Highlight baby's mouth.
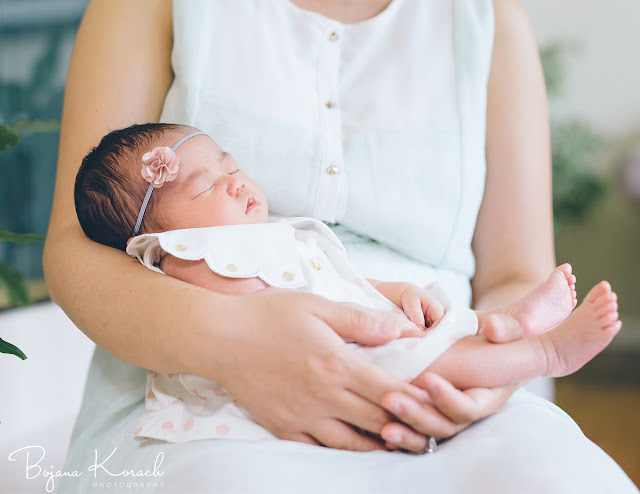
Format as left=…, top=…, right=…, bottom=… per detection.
left=245, top=195, right=259, bottom=213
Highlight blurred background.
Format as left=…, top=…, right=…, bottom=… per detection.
left=520, top=0, right=640, bottom=486
left=0, top=0, right=638, bottom=489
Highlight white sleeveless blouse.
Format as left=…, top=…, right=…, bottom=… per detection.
left=160, top=0, right=494, bottom=306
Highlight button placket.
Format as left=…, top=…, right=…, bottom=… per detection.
left=314, top=25, right=345, bottom=223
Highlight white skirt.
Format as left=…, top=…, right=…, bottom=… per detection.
left=58, top=347, right=637, bottom=493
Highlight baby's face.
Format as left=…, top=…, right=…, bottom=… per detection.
left=159, top=133, right=269, bottom=230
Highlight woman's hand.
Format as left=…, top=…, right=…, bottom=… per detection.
left=377, top=314, right=525, bottom=452
left=214, top=289, right=433, bottom=451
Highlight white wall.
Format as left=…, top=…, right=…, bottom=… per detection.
left=520, top=0, right=640, bottom=139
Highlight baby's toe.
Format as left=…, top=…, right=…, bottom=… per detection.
left=599, top=310, right=619, bottom=327
left=585, top=281, right=612, bottom=304
left=597, top=300, right=618, bottom=315
left=595, top=292, right=617, bottom=310
left=604, top=320, right=623, bottom=334
left=557, top=263, right=573, bottom=278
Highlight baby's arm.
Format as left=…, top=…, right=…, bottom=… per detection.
left=160, top=254, right=269, bottom=296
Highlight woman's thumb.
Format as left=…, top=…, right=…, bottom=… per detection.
left=322, top=301, right=417, bottom=345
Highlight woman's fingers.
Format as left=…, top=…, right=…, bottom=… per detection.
left=279, top=431, right=322, bottom=446
left=322, top=300, right=417, bottom=345
left=342, top=352, right=465, bottom=451
left=376, top=371, right=519, bottom=451
left=343, top=351, right=431, bottom=406
left=380, top=391, right=464, bottom=441
left=413, top=371, right=516, bottom=424
left=334, top=389, right=396, bottom=435
left=379, top=421, right=430, bottom=452
left=309, top=419, right=386, bottom=452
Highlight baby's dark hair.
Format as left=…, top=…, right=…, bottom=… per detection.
left=74, top=123, right=186, bottom=251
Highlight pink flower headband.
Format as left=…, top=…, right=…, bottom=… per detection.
left=133, top=131, right=206, bottom=236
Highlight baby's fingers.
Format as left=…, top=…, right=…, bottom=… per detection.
left=424, top=299, right=445, bottom=328
left=402, top=295, right=426, bottom=329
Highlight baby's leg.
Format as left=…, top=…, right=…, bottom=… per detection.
left=476, top=263, right=577, bottom=337
left=424, top=281, right=620, bottom=389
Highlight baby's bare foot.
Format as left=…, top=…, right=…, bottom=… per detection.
left=539, top=281, right=621, bottom=377
left=504, top=264, right=577, bottom=336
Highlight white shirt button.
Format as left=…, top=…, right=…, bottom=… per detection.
left=325, top=101, right=336, bottom=109
left=327, top=166, right=339, bottom=175
left=329, top=32, right=339, bottom=41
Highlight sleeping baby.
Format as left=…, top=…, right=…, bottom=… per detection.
left=74, top=123, right=621, bottom=445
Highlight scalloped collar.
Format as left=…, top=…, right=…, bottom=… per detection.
left=126, top=217, right=345, bottom=289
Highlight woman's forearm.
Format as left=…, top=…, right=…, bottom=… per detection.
left=43, top=224, right=235, bottom=380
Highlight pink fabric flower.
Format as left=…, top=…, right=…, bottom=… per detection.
left=141, top=146, right=180, bottom=187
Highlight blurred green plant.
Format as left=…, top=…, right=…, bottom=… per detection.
left=0, top=25, right=67, bottom=358
left=540, top=42, right=607, bottom=230
left=0, top=119, right=59, bottom=359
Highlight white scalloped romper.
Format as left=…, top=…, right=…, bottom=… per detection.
left=127, top=217, right=477, bottom=442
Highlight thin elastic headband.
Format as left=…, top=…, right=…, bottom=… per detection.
left=133, top=131, right=206, bottom=236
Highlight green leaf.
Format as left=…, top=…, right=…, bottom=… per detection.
left=0, top=230, right=45, bottom=244
left=0, top=337, right=27, bottom=360
left=0, top=124, right=22, bottom=155
left=550, top=119, right=607, bottom=228
left=539, top=40, right=581, bottom=101
left=0, top=260, right=32, bottom=307
left=9, top=118, right=61, bottom=134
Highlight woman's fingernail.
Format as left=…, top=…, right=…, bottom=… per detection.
left=384, top=433, right=402, bottom=444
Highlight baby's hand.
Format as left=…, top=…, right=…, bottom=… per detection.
left=399, top=285, right=445, bottom=331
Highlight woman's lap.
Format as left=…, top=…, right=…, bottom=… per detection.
left=59, top=349, right=637, bottom=494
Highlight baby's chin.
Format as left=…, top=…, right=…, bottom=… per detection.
left=253, top=206, right=270, bottom=224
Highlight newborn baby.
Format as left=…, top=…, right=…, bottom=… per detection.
left=74, top=123, right=621, bottom=444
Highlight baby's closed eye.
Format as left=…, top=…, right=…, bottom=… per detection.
left=193, top=169, right=241, bottom=198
